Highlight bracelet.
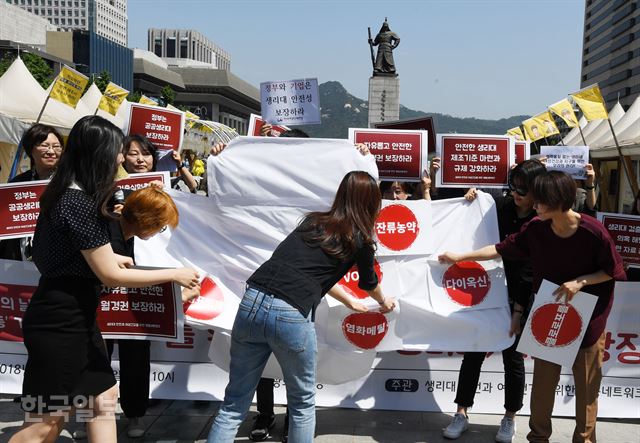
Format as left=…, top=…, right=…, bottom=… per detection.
left=179, top=162, right=187, bottom=169
left=585, top=185, right=595, bottom=190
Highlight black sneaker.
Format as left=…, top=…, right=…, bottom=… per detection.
left=250, top=413, right=276, bottom=442
left=282, top=410, right=289, bottom=443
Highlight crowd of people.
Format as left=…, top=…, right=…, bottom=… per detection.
left=0, top=118, right=635, bottom=443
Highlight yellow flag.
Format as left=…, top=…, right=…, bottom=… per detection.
left=506, top=127, right=526, bottom=141
left=139, top=95, right=158, bottom=106
left=49, top=65, right=89, bottom=108
left=548, top=99, right=578, bottom=128
left=98, top=82, right=129, bottom=116
left=522, top=111, right=559, bottom=141
left=185, top=110, right=200, bottom=120
left=570, top=84, right=608, bottom=120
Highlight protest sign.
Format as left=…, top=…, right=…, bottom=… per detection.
left=514, top=140, right=530, bottom=164
left=374, top=116, right=437, bottom=154
left=0, top=180, right=47, bottom=240
left=540, top=145, right=589, bottom=179
left=117, top=171, right=170, bottom=192
left=518, top=280, right=598, bottom=367
left=125, top=103, right=185, bottom=152
left=375, top=200, right=433, bottom=256
left=98, top=82, right=129, bottom=116
left=260, top=78, right=320, bottom=126
left=247, top=114, right=290, bottom=137
left=348, top=128, right=428, bottom=182
left=97, top=279, right=184, bottom=342
left=436, top=134, right=513, bottom=188
left=49, top=65, right=89, bottom=108
left=598, top=212, right=640, bottom=268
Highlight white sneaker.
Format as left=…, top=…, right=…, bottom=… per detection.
left=127, top=417, right=145, bottom=438
left=495, top=416, right=516, bottom=443
left=443, top=413, right=469, bottom=439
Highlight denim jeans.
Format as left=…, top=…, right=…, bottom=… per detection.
left=207, top=287, right=317, bottom=443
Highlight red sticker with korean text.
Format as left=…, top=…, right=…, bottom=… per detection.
left=184, top=276, right=225, bottom=321
left=342, top=312, right=388, bottom=350
left=338, top=260, right=383, bottom=299
left=530, top=303, right=582, bottom=347
left=375, top=204, right=420, bottom=251
left=442, top=261, right=491, bottom=307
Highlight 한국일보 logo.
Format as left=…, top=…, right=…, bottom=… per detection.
left=184, top=276, right=225, bottom=321
left=342, top=312, right=388, bottom=350
left=338, top=260, right=383, bottom=299
left=442, top=261, right=491, bottom=307
left=375, top=204, right=419, bottom=251
left=530, top=303, right=582, bottom=347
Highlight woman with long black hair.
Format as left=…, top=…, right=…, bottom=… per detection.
left=10, top=116, right=200, bottom=443
left=207, top=170, right=396, bottom=443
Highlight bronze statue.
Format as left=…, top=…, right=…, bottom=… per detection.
left=368, top=18, right=400, bottom=76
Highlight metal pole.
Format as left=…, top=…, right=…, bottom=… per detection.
left=608, top=117, right=638, bottom=196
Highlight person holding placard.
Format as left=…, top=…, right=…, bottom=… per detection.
left=206, top=171, right=396, bottom=443
left=442, top=159, right=546, bottom=442
left=439, top=170, right=625, bottom=443
left=9, top=116, right=200, bottom=443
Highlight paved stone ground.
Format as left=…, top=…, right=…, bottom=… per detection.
left=0, top=396, right=638, bottom=442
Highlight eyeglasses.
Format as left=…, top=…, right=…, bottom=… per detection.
left=36, top=143, right=63, bottom=153
left=159, top=226, right=168, bottom=233
left=508, top=182, right=528, bottom=197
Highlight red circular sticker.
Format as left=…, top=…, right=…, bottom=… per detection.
left=184, top=276, right=225, bottom=320
left=530, top=303, right=582, bottom=347
left=442, top=261, right=491, bottom=307
left=342, top=312, right=388, bottom=350
left=375, top=204, right=420, bottom=251
left=338, top=260, right=383, bottom=299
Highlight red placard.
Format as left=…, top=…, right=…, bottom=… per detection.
left=349, top=129, right=427, bottom=181
left=374, top=116, right=437, bottom=154
left=342, top=312, right=388, bottom=350
left=599, top=213, right=640, bottom=267
left=0, top=181, right=47, bottom=241
left=97, top=282, right=182, bottom=341
left=438, top=134, right=512, bottom=188
left=126, top=104, right=185, bottom=151
left=117, top=171, right=170, bottom=192
left=514, top=141, right=530, bottom=165
left=442, top=261, right=491, bottom=307
left=530, top=303, right=582, bottom=347
left=375, top=204, right=420, bottom=251
left=248, top=114, right=289, bottom=137
left=0, top=282, right=35, bottom=342
left=183, top=276, right=226, bottom=321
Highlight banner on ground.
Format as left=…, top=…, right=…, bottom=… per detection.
left=517, top=280, right=598, bottom=367
left=348, top=128, right=429, bottom=182
left=98, top=82, right=129, bottom=116
left=49, top=65, right=89, bottom=108
left=597, top=212, right=640, bottom=268
left=540, top=145, right=589, bottom=180
left=436, top=134, right=513, bottom=188
left=0, top=180, right=47, bottom=241
left=247, top=114, right=290, bottom=137
left=260, top=78, right=321, bottom=126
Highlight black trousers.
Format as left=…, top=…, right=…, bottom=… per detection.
left=256, top=377, right=275, bottom=415
left=454, top=334, right=525, bottom=413
left=106, top=339, right=150, bottom=418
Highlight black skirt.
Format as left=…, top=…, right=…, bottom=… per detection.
left=21, top=276, right=116, bottom=413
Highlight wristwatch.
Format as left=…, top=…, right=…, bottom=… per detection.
left=585, top=185, right=595, bottom=190
left=179, top=162, right=188, bottom=169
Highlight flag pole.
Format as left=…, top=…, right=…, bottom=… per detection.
left=36, top=76, right=58, bottom=124
left=607, top=117, right=638, bottom=196
left=578, top=124, right=587, bottom=146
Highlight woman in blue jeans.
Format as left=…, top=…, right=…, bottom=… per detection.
left=207, top=171, right=396, bottom=443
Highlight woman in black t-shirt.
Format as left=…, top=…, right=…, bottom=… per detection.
left=206, top=171, right=396, bottom=443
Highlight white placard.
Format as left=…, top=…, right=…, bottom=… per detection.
left=540, top=145, right=590, bottom=179
left=375, top=200, right=433, bottom=256
left=517, top=279, right=598, bottom=367
left=260, top=78, right=320, bottom=126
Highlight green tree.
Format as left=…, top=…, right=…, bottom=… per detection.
left=0, top=52, right=53, bottom=88
left=127, top=90, right=142, bottom=103
left=160, top=85, right=175, bottom=106
left=94, top=70, right=111, bottom=93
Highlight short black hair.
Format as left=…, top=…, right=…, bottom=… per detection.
left=21, top=124, right=64, bottom=161
left=509, top=159, right=546, bottom=190
left=123, top=134, right=158, bottom=172
left=532, top=170, right=577, bottom=212
left=379, top=181, right=415, bottom=197
left=279, top=128, right=309, bottom=138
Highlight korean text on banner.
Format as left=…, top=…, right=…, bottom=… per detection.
left=260, top=78, right=321, bottom=126
left=98, top=82, right=129, bottom=116
left=247, top=114, right=290, bottom=137
left=549, top=98, right=579, bottom=128
left=436, top=134, right=513, bottom=188
left=117, top=171, right=171, bottom=192
left=0, top=180, right=48, bottom=241
left=517, top=280, right=598, bottom=367
left=570, top=84, right=608, bottom=121
left=125, top=103, right=185, bottom=152
left=348, top=128, right=428, bottom=182
left=540, top=145, right=589, bottom=180
left=597, top=212, right=640, bottom=268
left=49, top=65, right=89, bottom=108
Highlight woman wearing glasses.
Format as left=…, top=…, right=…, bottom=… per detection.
left=442, top=159, right=546, bottom=443
left=11, top=124, right=64, bottom=183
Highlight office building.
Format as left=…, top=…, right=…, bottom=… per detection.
left=148, top=29, right=231, bottom=70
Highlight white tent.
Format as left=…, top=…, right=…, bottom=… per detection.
left=579, top=102, right=625, bottom=147
left=590, top=97, right=640, bottom=148
left=562, top=116, right=588, bottom=146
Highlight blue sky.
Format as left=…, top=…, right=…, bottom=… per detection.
left=127, top=0, right=586, bottom=120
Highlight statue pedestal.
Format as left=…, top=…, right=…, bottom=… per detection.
left=368, top=75, right=400, bottom=127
